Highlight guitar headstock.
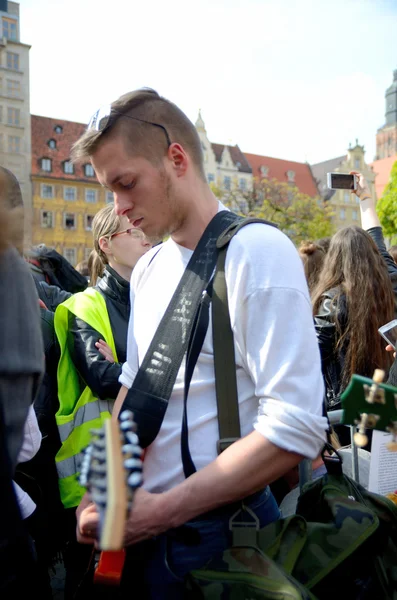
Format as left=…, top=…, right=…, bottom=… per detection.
left=340, top=369, right=397, bottom=451
left=79, top=410, right=143, bottom=550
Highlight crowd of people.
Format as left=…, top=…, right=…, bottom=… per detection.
left=1, top=88, right=397, bottom=599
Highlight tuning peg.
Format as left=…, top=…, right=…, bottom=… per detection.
left=386, top=422, right=397, bottom=451
left=124, top=431, right=140, bottom=446
left=127, top=471, right=143, bottom=489
left=120, top=410, right=134, bottom=421
left=91, top=490, right=108, bottom=507
left=365, top=369, right=386, bottom=405
left=354, top=413, right=380, bottom=447
left=124, top=457, right=143, bottom=471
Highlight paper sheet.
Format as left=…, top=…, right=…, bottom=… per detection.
left=368, top=430, right=397, bottom=496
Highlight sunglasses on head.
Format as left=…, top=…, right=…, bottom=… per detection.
left=87, top=104, right=172, bottom=147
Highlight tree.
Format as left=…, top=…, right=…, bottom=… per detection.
left=211, top=177, right=335, bottom=246
left=377, top=160, right=397, bottom=244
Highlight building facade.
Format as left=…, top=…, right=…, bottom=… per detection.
left=31, top=115, right=112, bottom=266
left=311, top=141, right=376, bottom=230
left=376, top=69, right=397, bottom=160
left=195, top=112, right=253, bottom=192
left=0, top=1, right=32, bottom=243
left=195, top=112, right=320, bottom=200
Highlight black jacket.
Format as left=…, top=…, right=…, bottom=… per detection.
left=68, top=266, right=130, bottom=400
left=315, top=226, right=397, bottom=409
left=34, top=280, right=72, bottom=312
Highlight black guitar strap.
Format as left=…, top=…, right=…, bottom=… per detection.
left=120, top=210, right=242, bottom=448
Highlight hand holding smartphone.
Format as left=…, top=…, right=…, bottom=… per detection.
left=327, top=172, right=358, bottom=191
left=378, top=319, right=397, bottom=350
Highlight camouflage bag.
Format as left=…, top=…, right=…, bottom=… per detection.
left=186, top=507, right=315, bottom=599
left=186, top=451, right=397, bottom=599
left=293, top=452, right=397, bottom=599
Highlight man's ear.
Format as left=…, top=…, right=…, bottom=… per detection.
left=99, top=236, right=111, bottom=256
left=167, top=143, right=188, bottom=177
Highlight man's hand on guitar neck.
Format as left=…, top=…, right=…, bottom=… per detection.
left=76, top=488, right=171, bottom=546
left=76, top=492, right=100, bottom=545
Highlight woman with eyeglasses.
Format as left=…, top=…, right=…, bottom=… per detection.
left=54, top=203, right=151, bottom=599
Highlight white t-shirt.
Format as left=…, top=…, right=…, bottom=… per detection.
left=120, top=206, right=328, bottom=493
left=13, top=404, right=42, bottom=519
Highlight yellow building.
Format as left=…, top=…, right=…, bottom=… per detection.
left=311, top=141, right=376, bottom=230
left=31, top=115, right=113, bottom=266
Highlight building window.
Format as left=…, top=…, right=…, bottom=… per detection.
left=239, top=178, right=247, bottom=191
left=84, top=247, right=92, bottom=261
left=260, top=165, right=269, bottom=177
left=63, top=186, right=76, bottom=201
left=6, top=52, right=19, bottom=70
left=344, top=191, right=350, bottom=203
left=287, top=170, right=295, bottom=183
left=354, top=158, right=361, bottom=169
left=356, top=195, right=360, bottom=204
left=41, top=210, right=54, bottom=228
left=63, top=248, right=76, bottom=266
left=48, top=139, right=56, bottom=149
left=6, top=79, right=20, bottom=98
left=41, top=184, right=54, bottom=199
left=352, top=210, right=358, bottom=221
left=207, top=173, right=215, bottom=184
left=106, top=190, right=114, bottom=204
left=54, top=125, right=63, bottom=134
left=85, top=189, right=97, bottom=203
left=3, top=18, right=17, bottom=41
left=7, top=107, right=20, bottom=126
left=63, top=160, right=74, bottom=174
left=85, top=215, right=94, bottom=231
left=63, top=213, right=76, bottom=230
left=340, top=208, right=346, bottom=220
left=84, top=164, right=95, bottom=177
left=41, top=158, right=52, bottom=172
left=8, top=135, right=20, bottom=153
left=223, top=176, right=231, bottom=190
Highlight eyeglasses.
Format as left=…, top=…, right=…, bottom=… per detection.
left=87, top=104, right=171, bottom=148
left=109, top=228, right=146, bottom=241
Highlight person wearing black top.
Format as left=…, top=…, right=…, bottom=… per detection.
left=62, top=203, right=151, bottom=599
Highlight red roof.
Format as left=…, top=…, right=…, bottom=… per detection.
left=244, top=152, right=319, bottom=197
left=31, top=115, right=95, bottom=181
left=369, top=155, right=397, bottom=200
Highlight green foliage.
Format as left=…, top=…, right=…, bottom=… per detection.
left=377, top=161, right=397, bottom=244
left=212, top=178, right=335, bottom=245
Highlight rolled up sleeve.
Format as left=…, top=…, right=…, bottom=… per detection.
left=234, top=287, right=327, bottom=459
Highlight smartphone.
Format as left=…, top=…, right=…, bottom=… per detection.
left=327, top=173, right=358, bottom=191
left=378, top=319, right=397, bottom=350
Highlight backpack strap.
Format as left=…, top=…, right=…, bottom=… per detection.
left=213, top=217, right=277, bottom=454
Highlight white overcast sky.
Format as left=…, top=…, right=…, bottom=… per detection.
left=20, top=0, right=397, bottom=165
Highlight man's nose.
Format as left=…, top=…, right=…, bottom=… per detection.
left=114, top=193, right=132, bottom=216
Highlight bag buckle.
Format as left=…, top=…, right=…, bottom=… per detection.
left=217, top=438, right=239, bottom=454
left=229, top=504, right=260, bottom=547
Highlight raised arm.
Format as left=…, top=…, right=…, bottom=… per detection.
left=352, top=171, right=397, bottom=279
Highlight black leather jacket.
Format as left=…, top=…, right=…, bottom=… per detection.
left=35, top=280, right=72, bottom=312
left=68, top=266, right=130, bottom=400
left=315, top=226, right=397, bottom=409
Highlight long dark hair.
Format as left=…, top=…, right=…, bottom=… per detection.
left=312, top=226, right=395, bottom=387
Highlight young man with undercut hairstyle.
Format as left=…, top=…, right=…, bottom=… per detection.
left=71, top=88, right=327, bottom=599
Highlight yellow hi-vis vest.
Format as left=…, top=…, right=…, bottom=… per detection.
left=54, top=287, right=118, bottom=509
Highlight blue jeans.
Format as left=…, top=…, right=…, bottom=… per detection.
left=121, top=486, right=280, bottom=599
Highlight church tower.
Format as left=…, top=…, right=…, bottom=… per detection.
left=376, top=69, right=397, bottom=159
